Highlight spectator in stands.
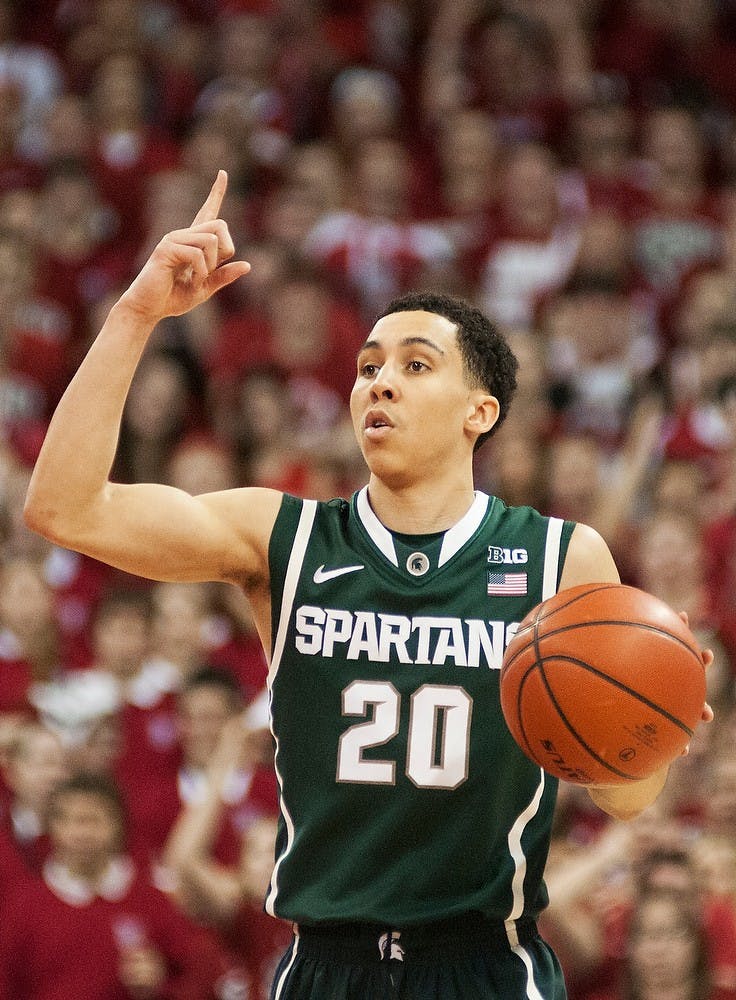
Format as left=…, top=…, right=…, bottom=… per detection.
left=544, top=817, right=736, bottom=1000
left=0, top=721, right=66, bottom=882
left=0, top=557, right=61, bottom=715
left=115, top=349, right=196, bottom=485
left=305, top=135, right=456, bottom=318
left=85, top=587, right=181, bottom=793
left=166, top=433, right=239, bottom=496
left=89, top=52, right=180, bottom=249
left=0, top=227, right=75, bottom=430
left=0, top=0, right=63, bottom=161
left=0, top=771, right=243, bottom=999
left=587, top=885, right=733, bottom=1000
left=150, top=579, right=266, bottom=703
left=634, top=105, right=723, bottom=297
left=124, top=666, right=276, bottom=873
left=163, top=708, right=287, bottom=1000
left=430, top=108, right=501, bottom=279
left=326, top=66, right=404, bottom=168
left=193, top=12, right=290, bottom=176
left=567, top=99, right=647, bottom=223
left=478, top=141, right=584, bottom=327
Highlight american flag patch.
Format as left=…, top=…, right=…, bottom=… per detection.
left=487, top=572, right=527, bottom=596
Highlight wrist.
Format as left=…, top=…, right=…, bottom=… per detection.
left=111, top=292, right=164, bottom=334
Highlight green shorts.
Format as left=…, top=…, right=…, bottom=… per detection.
left=269, top=914, right=567, bottom=1000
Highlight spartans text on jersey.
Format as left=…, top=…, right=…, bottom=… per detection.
left=294, top=606, right=520, bottom=667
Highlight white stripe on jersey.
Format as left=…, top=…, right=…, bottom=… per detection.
left=511, top=941, right=546, bottom=1000
left=505, top=769, right=546, bottom=942
left=266, top=499, right=317, bottom=917
left=272, top=930, right=300, bottom=1000
left=505, top=770, right=546, bottom=995
left=541, top=517, right=564, bottom=600
left=505, top=516, right=563, bottom=995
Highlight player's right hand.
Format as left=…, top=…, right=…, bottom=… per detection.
left=119, top=170, right=250, bottom=326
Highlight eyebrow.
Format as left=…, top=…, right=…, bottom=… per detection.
left=357, top=336, right=446, bottom=356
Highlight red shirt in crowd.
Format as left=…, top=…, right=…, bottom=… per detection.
left=0, top=856, right=237, bottom=1000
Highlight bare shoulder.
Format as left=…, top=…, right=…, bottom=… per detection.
left=196, top=486, right=284, bottom=582
left=558, top=521, right=620, bottom=590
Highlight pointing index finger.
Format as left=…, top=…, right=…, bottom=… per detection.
left=192, top=169, right=228, bottom=225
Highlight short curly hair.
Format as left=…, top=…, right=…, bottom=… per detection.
left=377, top=292, right=518, bottom=450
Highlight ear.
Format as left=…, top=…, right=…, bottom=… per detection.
left=465, top=391, right=500, bottom=441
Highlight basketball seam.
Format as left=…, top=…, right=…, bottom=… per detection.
left=515, top=662, right=615, bottom=782
left=534, top=658, right=640, bottom=781
left=537, top=654, right=695, bottom=736
left=503, top=584, right=619, bottom=676
left=503, top=618, right=703, bottom=676
left=514, top=651, right=693, bottom=783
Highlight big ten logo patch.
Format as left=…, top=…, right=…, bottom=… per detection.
left=487, top=547, right=528, bottom=565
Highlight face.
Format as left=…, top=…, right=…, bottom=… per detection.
left=0, top=560, right=53, bottom=634
left=125, top=356, right=188, bottom=441
left=630, top=895, right=699, bottom=989
left=8, top=728, right=67, bottom=811
left=349, top=311, right=496, bottom=489
left=637, top=515, right=700, bottom=592
left=93, top=607, right=149, bottom=677
left=178, top=686, right=235, bottom=768
left=167, top=442, right=236, bottom=494
left=152, top=582, right=207, bottom=654
left=49, top=792, right=121, bottom=874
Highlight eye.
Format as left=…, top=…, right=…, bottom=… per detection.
left=408, top=360, right=428, bottom=372
left=359, top=362, right=379, bottom=377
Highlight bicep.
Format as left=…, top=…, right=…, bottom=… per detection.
left=70, top=483, right=283, bottom=584
left=558, top=522, right=620, bottom=590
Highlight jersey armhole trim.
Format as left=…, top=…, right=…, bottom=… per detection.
left=541, top=517, right=564, bottom=601
left=265, top=499, right=317, bottom=918
left=268, top=498, right=318, bottom=685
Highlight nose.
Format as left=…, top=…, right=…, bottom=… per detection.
left=369, top=364, right=397, bottom=401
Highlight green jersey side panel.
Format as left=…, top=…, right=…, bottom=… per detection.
left=265, top=489, right=575, bottom=931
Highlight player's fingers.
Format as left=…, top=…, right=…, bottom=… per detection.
left=678, top=610, right=690, bottom=628
left=165, top=242, right=211, bottom=286
left=702, top=701, right=714, bottom=723
left=203, top=259, right=251, bottom=297
left=161, top=229, right=223, bottom=274
left=701, top=648, right=714, bottom=669
left=191, top=169, right=227, bottom=225
left=197, top=218, right=235, bottom=263
left=177, top=220, right=235, bottom=266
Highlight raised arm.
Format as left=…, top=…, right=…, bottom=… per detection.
left=24, top=172, right=282, bottom=586
left=559, top=523, right=713, bottom=821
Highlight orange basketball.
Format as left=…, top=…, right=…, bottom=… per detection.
left=499, top=583, right=706, bottom=785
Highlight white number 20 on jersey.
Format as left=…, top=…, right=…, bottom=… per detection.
left=336, top=680, right=472, bottom=790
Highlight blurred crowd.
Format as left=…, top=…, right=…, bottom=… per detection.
left=0, top=0, right=735, bottom=997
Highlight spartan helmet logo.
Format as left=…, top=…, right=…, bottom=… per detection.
left=406, top=552, right=430, bottom=576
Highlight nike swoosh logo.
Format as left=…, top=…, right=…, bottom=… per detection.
left=313, top=564, right=365, bottom=584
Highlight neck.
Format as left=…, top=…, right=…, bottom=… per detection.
left=61, top=855, right=110, bottom=883
left=365, top=474, right=477, bottom=534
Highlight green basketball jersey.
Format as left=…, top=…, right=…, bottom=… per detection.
left=265, top=487, right=575, bottom=937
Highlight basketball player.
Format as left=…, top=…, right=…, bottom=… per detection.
left=24, top=172, right=712, bottom=999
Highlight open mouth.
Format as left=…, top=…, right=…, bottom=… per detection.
left=364, top=412, right=393, bottom=437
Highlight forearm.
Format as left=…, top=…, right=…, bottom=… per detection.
left=161, top=778, right=225, bottom=874
left=177, top=859, right=243, bottom=923
left=545, top=822, right=632, bottom=905
left=24, top=300, right=154, bottom=539
left=586, top=764, right=669, bottom=821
